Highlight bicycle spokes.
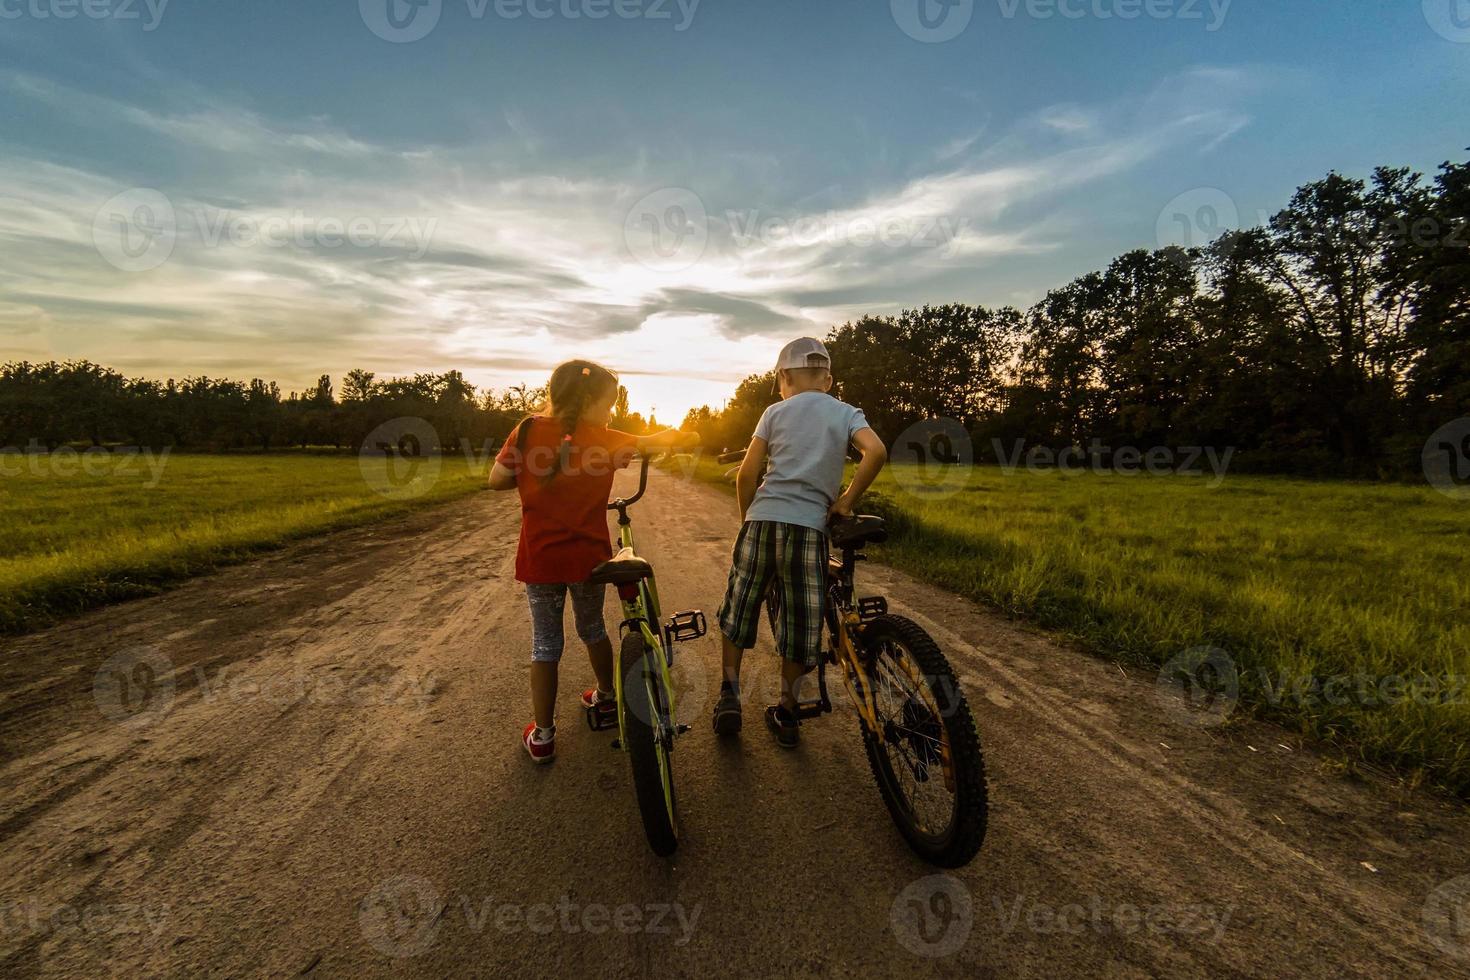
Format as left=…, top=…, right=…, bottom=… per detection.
left=869, top=639, right=956, bottom=836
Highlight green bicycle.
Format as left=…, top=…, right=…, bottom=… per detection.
left=585, top=456, right=703, bottom=857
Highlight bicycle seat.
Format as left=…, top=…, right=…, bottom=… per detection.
left=588, top=547, right=653, bottom=585
left=830, top=515, right=887, bottom=549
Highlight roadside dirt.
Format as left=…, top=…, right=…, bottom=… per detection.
left=2, top=469, right=1468, bottom=978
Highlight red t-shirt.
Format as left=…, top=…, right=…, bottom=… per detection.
left=496, top=417, right=640, bottom=584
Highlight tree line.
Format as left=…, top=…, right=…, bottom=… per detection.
left=0, top=363, right=658, bottom=454
left=5, top=156, right=1464, bottom=475
left=682, top=156, right=1469, bottom=477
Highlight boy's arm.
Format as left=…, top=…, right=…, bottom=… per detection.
left=635, top=428, right=701, bottom=453
left=829, top=427, right=887, bottom=520
left=735, top=436, right=768, bottom=521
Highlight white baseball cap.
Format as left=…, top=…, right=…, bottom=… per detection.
left=774, top=337, right=831, bottom=373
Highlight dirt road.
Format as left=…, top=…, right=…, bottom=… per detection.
left=2, top=469, right=1469, bottom=977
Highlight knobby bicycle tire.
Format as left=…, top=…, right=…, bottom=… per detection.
left=859, top=614, right=987, bottom=867
left=621, top=630, right=678, bottom=857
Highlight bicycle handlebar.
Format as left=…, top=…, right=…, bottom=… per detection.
left=607, top=455, right=653, bottom=511
left=717, top=445, right=862, bottom=465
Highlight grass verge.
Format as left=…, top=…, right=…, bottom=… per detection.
left=0, top=452, right=486, bottom=634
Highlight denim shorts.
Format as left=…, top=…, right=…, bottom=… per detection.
left=526, top=581, right=609, bottom=663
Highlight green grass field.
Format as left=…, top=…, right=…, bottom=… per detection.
left=0, top=451, right=486, bottom=633
left=690, top=457, right=1470, bottom=796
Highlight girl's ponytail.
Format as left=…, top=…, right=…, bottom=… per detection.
left=538, top=360, right=618, bottom=485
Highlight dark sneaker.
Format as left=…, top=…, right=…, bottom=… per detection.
left=712, top=687, right=742, bottom=735
left=764, top=705, right=800, bottom=749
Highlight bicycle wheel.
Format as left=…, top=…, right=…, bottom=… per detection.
left=620, top=631, right=678, bottom=857
left=858, top=614, right=987, bottom=867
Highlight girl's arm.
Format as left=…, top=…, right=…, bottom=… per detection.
left=634, top=428, right=701, bottom=453
left=487, top=461, right=517, bottom=491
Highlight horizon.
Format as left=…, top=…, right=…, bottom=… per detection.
left=1, top=1, right=1467, bottom=421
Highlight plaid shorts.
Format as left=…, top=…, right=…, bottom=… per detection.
left=717, top=520, right=828, bottom=667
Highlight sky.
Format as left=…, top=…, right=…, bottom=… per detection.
left=0, top=0, right=1466, bottom=421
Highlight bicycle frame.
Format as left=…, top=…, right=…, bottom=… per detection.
left=609, top=515, right=676, bottom=747
left=820, top=550, right=883, bottom=734
left=603, top=456, right=692, bottom=830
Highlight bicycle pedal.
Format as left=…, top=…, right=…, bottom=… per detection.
left=585, top=701, right=617, bottom=732
left=793, top=699, right=827, bottom=720
left=666, top=609, right=707, bottom=642
left=857, top=596, right=888, bottom=621
left=676, top=723, right=691, bottom=735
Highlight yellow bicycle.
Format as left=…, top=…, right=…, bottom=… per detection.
left=720, top=448, right=988, bottom=867
left=585, top=456, right=703, bottom=857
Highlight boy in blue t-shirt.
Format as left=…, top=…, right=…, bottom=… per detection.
left=714, top=338, right=888, bottom=747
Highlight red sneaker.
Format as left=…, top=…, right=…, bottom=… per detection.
left=522, top=722, right=555, bottom=764
left=581, top=689, right=614, bottom=710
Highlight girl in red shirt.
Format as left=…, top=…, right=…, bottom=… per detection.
left=488, top=360, right=699, bottom=763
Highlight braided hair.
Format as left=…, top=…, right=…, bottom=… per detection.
left=513, top=359, right=619, bottom=484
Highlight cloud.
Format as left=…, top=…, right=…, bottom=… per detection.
left=0, top=64, right=1265, bottom=417
left=935, top=126, right=988, bottom=163
left=1038, top=105, right=1097, bottom=134
left=2, top=71, right=380, bottom=160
